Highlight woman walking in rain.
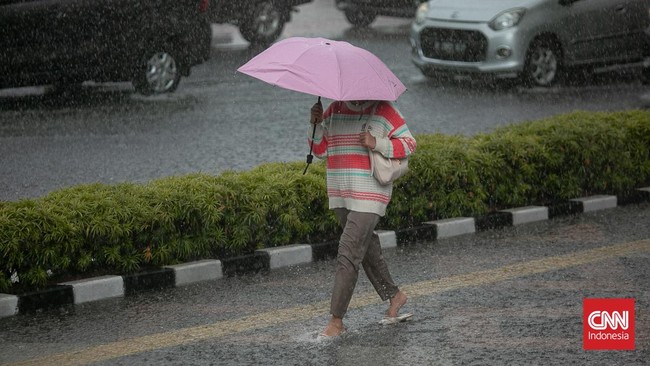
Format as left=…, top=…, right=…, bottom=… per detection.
left=309, top=99, right=416, bottom=337
left=237, top=36, right=412, bottom=336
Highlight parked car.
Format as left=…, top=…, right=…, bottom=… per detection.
left=210, top=0, right=312, bottom=45
left=0, top=0, right=212, bottom=95
left=336, top=0, right=427, bottom=27
left=411, top=0, right=650, bottom=87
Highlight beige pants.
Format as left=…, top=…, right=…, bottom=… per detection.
left=330, top=208, right=399, bottom=318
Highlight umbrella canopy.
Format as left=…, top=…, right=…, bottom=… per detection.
left=237, top=37, right=406, bottom=101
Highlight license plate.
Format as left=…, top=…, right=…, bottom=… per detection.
left=436, top=41, right=467, bottom=53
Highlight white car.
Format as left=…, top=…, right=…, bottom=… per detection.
left=410, top=0, right=650, bottom=86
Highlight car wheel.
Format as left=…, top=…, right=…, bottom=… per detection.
left=133, top=50, right=181, bottom=95
left=523, top=39, right=561, bottom=87
left=344, top=9, right=376, bottom=28
left=239, top=1, right=287, bottom=45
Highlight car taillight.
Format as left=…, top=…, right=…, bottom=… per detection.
left=198, top=0, right=209, bottom=13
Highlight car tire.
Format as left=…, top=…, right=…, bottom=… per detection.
left=133, top=50, right=181, bottom=95
left=344, top=9, right=376, bottom=28
left=239, top=1, right=287, bottom=46
left=522, top=38, right=562, bottom=87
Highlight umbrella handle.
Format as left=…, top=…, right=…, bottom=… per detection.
left=303, top=97, right=322, bottom=175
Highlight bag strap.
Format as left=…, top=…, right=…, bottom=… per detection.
left=363, top=101, right=379, bottom=132
left=364, top=102, right=379, bottom=175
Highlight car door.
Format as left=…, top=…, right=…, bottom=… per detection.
left=99, top=0, right=182, bottom=71
left=97, top=0, right=150, bottom=69
left=52, top=0, right=126, bottom=79
left=0, top=0, right=64, bottom=86
left=46, top=0, right=93, bottom=78
left=559, top=0, right=642, bottom=64
left=44, top=0, right=146, bottom=81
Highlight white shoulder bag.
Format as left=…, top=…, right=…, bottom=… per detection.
left=365, top=104, right=409, bottom=185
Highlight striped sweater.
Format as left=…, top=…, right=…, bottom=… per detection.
left=308, top=100, right=416, bottom=216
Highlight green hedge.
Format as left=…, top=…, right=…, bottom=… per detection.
left=386, top=110, right=650, bottom=228
left=1, top=110, right=649, bottom=292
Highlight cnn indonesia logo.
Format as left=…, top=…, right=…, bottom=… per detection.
left=583, top=298, right=635, bottom=350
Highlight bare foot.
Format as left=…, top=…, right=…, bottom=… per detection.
left=321, top=316, right=346, bottom=337
left=386, top=290, right=407, bottom=318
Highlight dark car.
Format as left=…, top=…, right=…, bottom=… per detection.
left=335, top=0, right=426, bottom=27
left=211, top=0, right=312, bottom=45
left=0, top=0, right=212, bottom=95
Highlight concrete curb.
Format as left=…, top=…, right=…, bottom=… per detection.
left=165, top=259, right=223, bottom=286
left=0, top=293, right=18, bottom=318
left=61, top=275, right=124, bottom=304
left=376, top=230, right=398, bottom=249
left=571, top=195, right=617, bottom=212
left=424, top=217, right=475, bottom=238
left=500, top=206, right=549, bottom=226
left=2, top=187, right=649, bottom=318
left=257, top=245, right=313, bottom=270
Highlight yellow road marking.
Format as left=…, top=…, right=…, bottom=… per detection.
left=8, top=239, right=650, bottom=366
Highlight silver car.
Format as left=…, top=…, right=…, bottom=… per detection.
left=410, top=0, right=650, bottom=86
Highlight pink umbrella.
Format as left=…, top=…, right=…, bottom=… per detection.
left=237, top=37, right=406, bottom=173
left=237, top=37, right=406, bottom=101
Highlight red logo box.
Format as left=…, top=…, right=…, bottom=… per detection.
left=583, top=298, right=635, bottom=350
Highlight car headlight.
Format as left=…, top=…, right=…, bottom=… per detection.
left=415, top=2, right=429, bottom=25
left=489, top=8, right=525, bottom=31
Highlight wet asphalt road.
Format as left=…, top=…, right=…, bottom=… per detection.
left=1, top=203, right=648, bottom=365
left=0, top=0, right=648, bottom=202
